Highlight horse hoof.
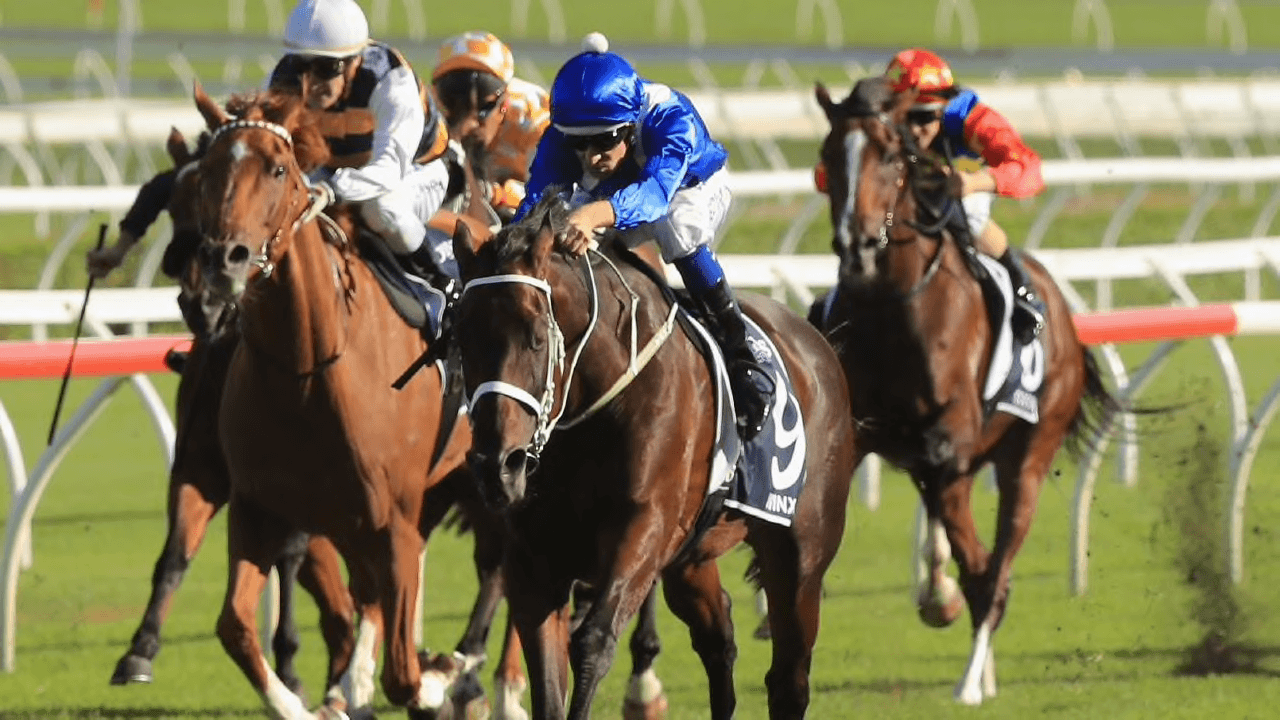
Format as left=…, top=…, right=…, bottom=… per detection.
left=916, top=576, right=965, bottom=628
left=622, top=693, right=668, bottom=720
left=452, top=672, right=490, bottom=720
left=109, top=654, right=154, bottom=685
left=314, top=707, right=350, bottom=720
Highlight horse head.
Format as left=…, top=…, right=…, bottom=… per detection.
left=191, top=83, right=329, bottom=303
left=452, top=192, right=579, bottom=510
left=815, top=78, right=959, bottom=290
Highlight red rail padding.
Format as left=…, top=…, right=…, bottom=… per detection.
left=0, top=335, right=191, bottom=379
left=1071, top=303, right=1239, bottom=345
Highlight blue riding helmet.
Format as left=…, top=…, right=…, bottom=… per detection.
left=550, top=50, right=643, bottom=135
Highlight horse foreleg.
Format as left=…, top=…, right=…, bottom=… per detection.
left=111, top=477, right=224, bottom=685
left=934, top=473, right=999, bottom=706
left=511, top=596, right=572, bottom=720
left=955, top=441, right=1051, bottom=705
left=661, top=560, right=737, bottom=720
left=271, top=532, right=310, bottom=697
left=373, top=516, right=443, bottom=717
left=493, top=615, right=529, bottom=720
left=446, top=503, right=508, bottom=718
left=294, top=535, right=359, bottom=712
left=913, top=508, right=966, bottom=629
left=622, top=586, right=667, bottom=720
left=218, top=498, right=310, bottom=719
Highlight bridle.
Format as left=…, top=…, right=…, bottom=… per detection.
left=840, top=118, right=954, bottom=296
left=463, top=249, right=679, bottom=462
left=199, top=118, right=326, bottom=282
left=199, top=116, right=345, bottom=376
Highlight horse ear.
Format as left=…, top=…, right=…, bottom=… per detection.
left=193, top=81, right=228, bottom=130
left=814, top=82, right=836, bottom=120
left=453, top=219, right=477, bottom=280
left=166, top=126, right=192, bottom=166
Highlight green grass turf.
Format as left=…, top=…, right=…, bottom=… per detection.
left=1, top=335, right=1280, bottom=717
left=5, top=0, right=1280, bottom=49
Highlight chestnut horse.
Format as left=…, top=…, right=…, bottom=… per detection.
left=109, top=128, right=360, bottom=702
left=812, top=77, right=1118, bottom=704
left=452, top=194, right=859, bottom=720
left=189, top=85, right=507, bottom=718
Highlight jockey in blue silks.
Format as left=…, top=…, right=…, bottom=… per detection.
left=515, top=33, right=775, bottom=440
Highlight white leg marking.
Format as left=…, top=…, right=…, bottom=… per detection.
left=954, top=621, right=993, bottom=705
left=982, top=641, right=998, bottom=698
left=414, top=663, right=452, bottom=711
left=257, top=653, right=311, bottom=719
left=340, top=616, right=379, bottom=710
left=626, top=667, right=664, bottom=705
left=494, top=674, right=530, bottom=720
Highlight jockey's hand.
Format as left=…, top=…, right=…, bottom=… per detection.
left=957, top=169, right=996, bottom=196
left=309, top=180, right=336, bottom=209
left=559, top=201, right=614, bottom=256
left=558, top=214, right=599, bottom=257
left=86, top=231, right=136, bottom=279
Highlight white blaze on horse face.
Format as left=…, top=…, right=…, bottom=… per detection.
left=834, top=130, right=863, bottom=252
left=230, top=138, right=250, bottom=165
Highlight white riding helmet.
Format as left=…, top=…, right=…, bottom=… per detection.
left=284, top=0, right=369, bottom=58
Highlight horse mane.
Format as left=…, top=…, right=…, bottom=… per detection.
left=486, top=189, right=571, bottom=267
left=222, top=90, right=330, bottom=172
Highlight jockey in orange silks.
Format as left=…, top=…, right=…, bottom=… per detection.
left=431, top=31, right=550, bottom=221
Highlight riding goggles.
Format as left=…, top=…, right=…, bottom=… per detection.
left=476, top=89, right=506, bottom=122
left=289, top=54, right=350, bottom=81
left=906, top=109, right=942, bottom=126
left=565, top=126, right=630, bottom=153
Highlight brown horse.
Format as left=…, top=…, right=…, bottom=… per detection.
left=109, top=127, right=361, bottom=703
left=189, top=84, right=508, bottom=718
left=452, top=194, right=859, bottom=720
left=812, top=77, right=1118, bottom=704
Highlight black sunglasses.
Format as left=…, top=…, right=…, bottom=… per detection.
left=906, top=109, right=941, bottom=126
left=289, top=54, right=349, bottom=81
left=565, top=126, right=630, bottom=153
left=476, top=89, right=505, bottom=122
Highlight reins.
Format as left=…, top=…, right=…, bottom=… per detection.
left=463, top=248, right=679, bottom=460
left=203, top=116, right=352, bottom=378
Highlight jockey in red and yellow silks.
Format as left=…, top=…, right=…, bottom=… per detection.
left=817, top=48, right=1046, bottom=343
left=888, top=48, right=1046, bottom=342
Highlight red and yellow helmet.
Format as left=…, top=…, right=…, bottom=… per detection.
left=884, top=48, right=954, bottom=107
left=432, top=31, right=515, bottom=84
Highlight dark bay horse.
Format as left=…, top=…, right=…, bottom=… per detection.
left=110, top=127, right=361, bottom=703
left=190, top=85, right=506, bottom=718
left=452, top=195, right=859, bottom=720
left=812, top=77, right=1118, bottom=704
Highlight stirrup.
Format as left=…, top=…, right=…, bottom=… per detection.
left=1011, top=287, right=1045, bottom=344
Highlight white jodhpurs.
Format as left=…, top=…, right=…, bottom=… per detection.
left=621, top=168, right=733, bottom=263
left=961, top=191, right=993, bottom=239
left=356, top=158, right=453, bottom=271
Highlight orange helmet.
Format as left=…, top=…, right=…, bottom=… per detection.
left=884, top=48, right=954, bottom=107
left=432, top=31, right=515, bottom=84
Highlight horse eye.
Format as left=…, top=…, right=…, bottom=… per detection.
left=273, top=164, right=286, bottom=178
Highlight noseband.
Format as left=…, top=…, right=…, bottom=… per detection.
left=463, top=250, right=679, bottom=461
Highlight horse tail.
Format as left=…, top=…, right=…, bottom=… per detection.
left=1063, top=345, right=1125, bottom=459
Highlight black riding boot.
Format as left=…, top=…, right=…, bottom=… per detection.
left=698, top=280, right=776, bottom=441
left=997, top=249, right=1046, bottom=345
left=408, top=245, right=462, bottom=342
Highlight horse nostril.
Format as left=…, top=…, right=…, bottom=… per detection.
left=503, top=448, right=530, bottom=478
left=228, top=244, right=250, bottom=265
